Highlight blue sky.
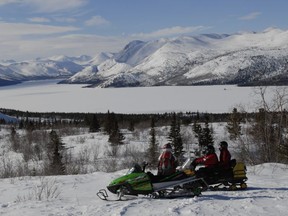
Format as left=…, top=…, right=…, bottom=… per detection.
left=0, top=0, right=287, bottom=61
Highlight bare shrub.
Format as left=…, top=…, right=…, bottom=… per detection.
left=63, top=149, right=90, bottom=175
left=15, top=177, right=61, bottom=202
left=0, top=154, right=15, bottom=178
left=91, top=144, right=100, bottom=162
left=57, top=127, right=88, bottom=137
left=15, top=159, right=30, bottom=177
left=99, top=158, right=119, bottom=172
left=235, top=86, right=288, bottom=164
left=77, top=146, right=91, bottom=165
left=105, top=144, right=120, bottom=158
left=120, top=145, right=144, bottom=169
left=76, top=136, right=86, bottom=144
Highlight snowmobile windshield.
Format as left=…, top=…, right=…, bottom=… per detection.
left=126, top=163, right=142, bottom=174
left=181, top=157, right=194, bottom=170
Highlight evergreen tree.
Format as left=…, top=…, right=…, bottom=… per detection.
left=89, top=114, right=100, bottom=132
left=128, top=120, right=135, bottom=132
left=193, top=115, right=214, bottom=155
left=226, top=108, right=242, bottom=140
left=108, top=120, right=125, bottom=146
left=10, top=126, right=20, bottom=152
left=168, top=113, right=177, bottom=144
left=47, top=130, right=65, bottom=175
left=201, top=119, right=214, bottom=147
left=104, top=111, right=116, bottom=134
left=168, top=113, right=184, bottom=160
left=174, top=119, right=184, bottom=162
left=146, top=117, right=159, bottom=167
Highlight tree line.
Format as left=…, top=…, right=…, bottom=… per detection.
left=1, top=86, right=288, bottom=179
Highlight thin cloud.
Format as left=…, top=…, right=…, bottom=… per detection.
left=54, top=17, right=77, bottom=23
left=84, top=16, right=110, bottom=26
left=0, top=33, right=129, bottom=61
left=29, top=0, right=88, bottom=13
left=239, top=12, right=261, bottom=20
left=28, top=17, right=51, bottom=23
left=132, top=26, right=210, bottom=38
left=0, top=0, right=20, bottom=6
left=0, top=21, right=79, bottom=36
left=0, top=0, right=88, bottom=12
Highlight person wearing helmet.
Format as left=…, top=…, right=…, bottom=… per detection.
left=190, top=145, right=219, bottom=178
left=193, top=145, right=219, bottom=169
left=157, top=143, right=177, bottom=176
left=219, top=141, right=231, bottom=170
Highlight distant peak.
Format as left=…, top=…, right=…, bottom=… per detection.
left=123, top=40, right=145, bottom=50
left=262, top=27, right=284, bottom=33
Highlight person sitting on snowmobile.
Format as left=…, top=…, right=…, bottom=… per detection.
left=218, top=141, right=231, bottom=170
left=190, top=145, right=219, bottom=178
left=157, top=143, right=177, bottom=176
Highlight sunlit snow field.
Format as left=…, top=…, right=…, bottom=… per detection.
left=0, top=79, right=274, bottom=113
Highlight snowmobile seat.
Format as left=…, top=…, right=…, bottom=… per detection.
left=230, top=159, right=237, bottom=168
left=147, top=171, right=189, bottom=183
left=147, top=172, right=171, bottom=183
left=216, top=159, right=236, bottom=179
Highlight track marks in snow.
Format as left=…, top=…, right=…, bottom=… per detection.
left=118, top=200, right=145, bottom=216
left=168, top=197, right=199, bottom=215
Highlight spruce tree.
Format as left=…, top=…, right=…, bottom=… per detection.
left=174, top=119, right=184, bottom=162
left=168, top=113, right=184, bottom=160
left=89, top=114, right=100, bottom=132
left=108, top=120, right=125, bottom=146
left=201, top=120, right=214, bottom=147
left=146, top=117, right=159, bottom=167
left=104, top=111, right=116, bottom=134
left=47, top=130, right=65, bottom=175
left=226, top=108, right=242, bottom=140
left=193, top=115, right=214, bottom=155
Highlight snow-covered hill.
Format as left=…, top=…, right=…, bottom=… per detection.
left=0, top=112, right=18, bottom=123
left=2, top=28, right=288, bottom=87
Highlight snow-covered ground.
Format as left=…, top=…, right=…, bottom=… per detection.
left=0, top=163, right=287, bottom=216
left=0, top=79, right=276, bottom=114
left=0, top=122, right=287, bottom=216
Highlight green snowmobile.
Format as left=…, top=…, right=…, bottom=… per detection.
left=97, top=161, right=205, bottom=201
left=97, top=158, right=248, bottom=201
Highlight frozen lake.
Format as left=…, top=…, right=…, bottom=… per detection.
left=0, top=79, right=275, bottom=113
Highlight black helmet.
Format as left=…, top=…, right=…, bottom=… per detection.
left=204, top=145, right=215, bottom=154
left=220, top=141, right=228, bottom=148
left=162, top=143, right=172, bottom=149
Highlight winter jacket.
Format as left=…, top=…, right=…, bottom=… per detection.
left=194, top=153, right=219, bottom=168
left=219, top=147, right=231, bottom=169
left=157, top=149, right=176, bottom=176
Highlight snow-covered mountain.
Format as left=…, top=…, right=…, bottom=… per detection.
left=61, top=28, right=288, bottom=87
left=1, top=28, right=288, bottom=87
left=0, top=56, right=87, bottom=86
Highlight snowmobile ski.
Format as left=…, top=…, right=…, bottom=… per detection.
left=97, top=189, right=137, bottom=201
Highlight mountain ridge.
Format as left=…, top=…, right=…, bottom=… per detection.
left=1, top=28, right=288, bottom=87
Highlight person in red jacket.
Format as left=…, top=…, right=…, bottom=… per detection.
left=218, top=141, right=231, bottom=170
left=190, top=145, right=219, bottom=178
left=157, top=143, right=177, bottom=176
